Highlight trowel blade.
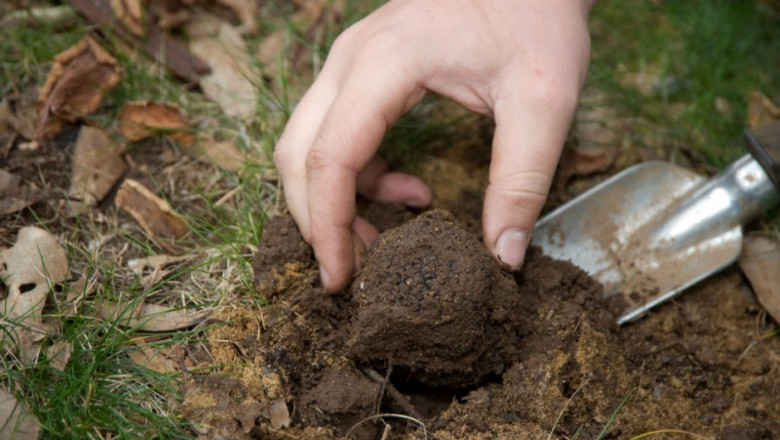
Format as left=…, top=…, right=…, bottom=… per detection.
left=532, top=161, right=742, bottom=325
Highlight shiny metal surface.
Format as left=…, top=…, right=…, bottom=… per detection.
left=532, top=154, right=779, bottom=325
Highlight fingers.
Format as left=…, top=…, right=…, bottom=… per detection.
left=274, top=80, right=337, bottom=242
left=483, top=82, right=581, bottom=271
left=356, top=157, right=433, bottom=208
left=306, top=67, right=425, bottom=291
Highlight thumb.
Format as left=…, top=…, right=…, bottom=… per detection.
left=483, top=88, right=578, bottom=270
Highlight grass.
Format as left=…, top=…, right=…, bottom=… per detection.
left=5, top=314, right=193, bottom=439
left=0, top=0, right=778, bottom=439
left=588, top=0, right=780, bottom=166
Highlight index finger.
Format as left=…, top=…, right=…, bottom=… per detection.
left=307, top=68, right=424, bottom=291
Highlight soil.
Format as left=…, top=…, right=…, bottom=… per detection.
left=184, top=203, right=779, bottom=439
left=175, top=133, right=780, bottom=440
left=3, top=106, right=778, bottom=440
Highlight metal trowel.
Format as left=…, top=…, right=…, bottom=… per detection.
left=533, top=121, right=780, bottom=325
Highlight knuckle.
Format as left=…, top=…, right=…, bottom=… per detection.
left=305, top=147, right=332, bottom=173
left=489, top=170, right=550, bottom=206
left=525, top=71, right=582, bottom=115
left=273, top=147, right=292, bottom=172
left=329, top=23, right=367, bottom=55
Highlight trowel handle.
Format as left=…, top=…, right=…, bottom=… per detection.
left=745, top=120, right=780, bottom=192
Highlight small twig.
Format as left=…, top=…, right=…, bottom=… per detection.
left=379, top=424, right=392, bottom=440
left=372, top=365, right=391, bottom=415
left=547, top=378, right=590, bottom=440
left=628, top=429, right=712, bottom=440
left=345, top=413, right=428, bottom=440
left=363, top=368, right=423, bottom=421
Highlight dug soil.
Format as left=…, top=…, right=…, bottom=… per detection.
left=187, top=201, right=779, bottom=439
left=6, top=121, right=776, bottom=439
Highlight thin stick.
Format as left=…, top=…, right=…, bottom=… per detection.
left=379, top=424, right=392, bottom=440
left=363, top=368, right=423, bottom=421
left=345, top=413, right=428, bottom=440
left=547, top=378, right=590, bottom=440
left=628, top=429, right=712, bottom=440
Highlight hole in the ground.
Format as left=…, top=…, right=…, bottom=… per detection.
left=380, top=371, right=504, bottom=420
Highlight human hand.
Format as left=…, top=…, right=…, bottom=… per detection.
left=274, top=0, right=595, bottom=292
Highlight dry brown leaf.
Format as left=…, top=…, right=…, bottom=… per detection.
left=96, top=301, right=211, bottom=331
left=0, top=96, right=37, bottom=141
left=110, top=0, right=146, bottom=37
left=0, top=388, right=40, bottom=440
left=0, top=227, right=68, bottom=364
left=739, top=233, right=780, bottom=323
left=114, top=179, right=190, bottom=252
left=554, top=146, right=616, bottom=199
left=128, top=253, right=199, bottom=289
left=128, top=343, right=178, bottom=373
left=747, top=91, right=780, bottom=129
left=67, top=0, right=209, bottom=82
left=186, top=12, right=257, bottom=120
left=257, top=30, right=285, bottom=71
left=258, top=0, right=344, bottom=89
left=45, top=341, right=73, bottom=372
left=127, top=253, right=197, bottom=274
left=217, top=0, right=257, bottom=34
left=63, top=275, right=98, bottom=317
left=0, top=170, right=43, bottom=216
left=181, top=136, right=246, bottom=171
left=117, top=100, right=194, bottom=145
left=37, top=36, right=121, bottom=140
left=149, top=0, right=191, bottom=29
left=68, top=126, right=128, bottom=215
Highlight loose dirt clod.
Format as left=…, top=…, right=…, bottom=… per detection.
left=349, top=210, right=518, bottom=387
left=183, top=207, right=780, bottom=440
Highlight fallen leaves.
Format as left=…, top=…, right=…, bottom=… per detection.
left=45, top=341, right=73, bottom=372
left=110, top=0, right=145, bottom=37
left=0, top=388, right=41, bottom=440
left=36, top=36, right=121, bottom=140
left=128, top=339, right=179, bottom=373
left=186, top=136, right=247, bottom=171
left=739, top=234, right=780, bottom=323
left=747, top=90, right=780, bottom=129
left=95, top=301, right=211, bottom=332
left=68, top=125, right=128, bottom=214
left=217, top=0, right=258, bottom=34
left=186, top=11, right=258, bottom=120
left=258, top=0, right=346, bottom=93
left=128, top=253, right=200, bottom=289
left=117, top=100, right=194, bottom=145
left=0, top=227, right=68, bottom=364
left=0, top=170, right=43, bottom=216
left=115, top=179, right=190, bottom=252
left=0, top=96, right=36, bottom=145
left=66, top=0, right=210, bottom=81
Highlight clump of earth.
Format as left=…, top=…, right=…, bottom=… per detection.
left=182, top=206, right=780, bottom=440
left=349, top=210, right=521, bottom=387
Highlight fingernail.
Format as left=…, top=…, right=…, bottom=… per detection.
left=494, top=228, right=530, bottom=270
